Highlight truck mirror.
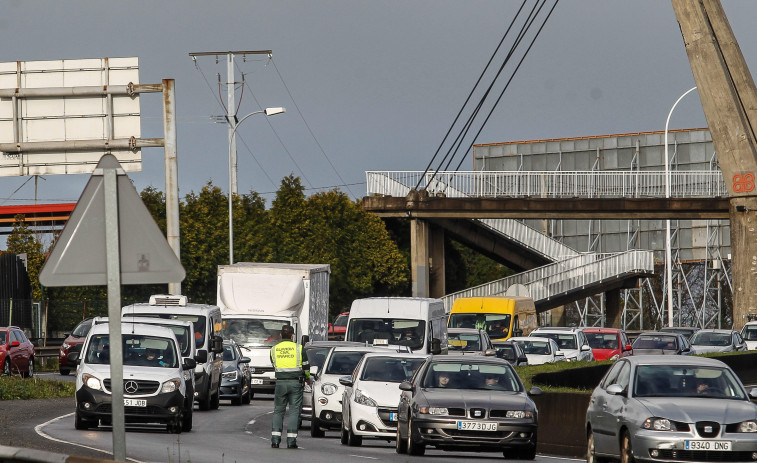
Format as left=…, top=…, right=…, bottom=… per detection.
left=195, top=350, right=208, bottom=364
left=431, top=338, right=442, bottom=355
left=301, top=335, right=310, bottom=345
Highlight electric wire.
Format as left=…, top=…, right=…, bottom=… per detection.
left=0, top=177, right=35, bottom=206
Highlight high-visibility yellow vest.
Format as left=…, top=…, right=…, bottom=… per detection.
left=271, top=340, right=302, bottom=374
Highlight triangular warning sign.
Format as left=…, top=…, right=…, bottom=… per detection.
left=39, top=154, right=185, bottom=286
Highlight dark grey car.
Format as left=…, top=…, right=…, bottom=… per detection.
left=220, top=340, right=251, bottom=405
left=631, top=331, right=694, bottom=355
left=492, top=340, right=528, bottom=366
left=396, top=355, right=542, bottom=459
left=586, top=355, right=757, bottom=463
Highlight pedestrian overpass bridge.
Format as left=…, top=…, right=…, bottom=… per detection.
left=363, top=170, right=729, bottom=325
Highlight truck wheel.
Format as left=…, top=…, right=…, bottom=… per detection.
left=310, top=417, right=325, bottom=437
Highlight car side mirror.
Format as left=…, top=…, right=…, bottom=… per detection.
left=513, top=329, right=523, bottom=337
left=607, top=384, right=624, bottom=395
left=484, top=349, right=496, bottom=356
left=749, top=387, right=757, bottom=399
left=67, top=352, right=80, bottom=364
left=528, top=386, right=544, bottom=396
left=301, top=335, right=310, bottom=345
left=338, top=375, right=353, bottom=387
left=431, top=338, right=442, bottom=355
left=239, top=357, right=251, bottom=364
left=518, top=356, right=528, bottom=365
left=63, top=333, right=71, bottom=338
left=555, top=351, right=565, bottom=358
left=195, top=350, right=208, bottom=364
left=399, top=380, right=414, bottom=392
left=10, top=341, right=19, bottom=347
left=212, top=336, right=224, bottom=354
left=183, top=358, right=197, bottom=370
left=624, top=344, right=633, bottom=352
left=581, top=345, right=591, bottom=352
left=309, top=365, right=319, bottom=376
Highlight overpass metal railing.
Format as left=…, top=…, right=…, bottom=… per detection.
left=366, top=170, right=728, bottom=198
left=440, top=250, right=655, bottom=311
left=365, top=171, right=579, bottom=261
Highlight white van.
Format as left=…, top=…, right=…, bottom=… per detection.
left=71, top=322, right=195, bottom=433
left=344, top=297, right=448, bottom=355
left=122, top=295, right=224, bottom=411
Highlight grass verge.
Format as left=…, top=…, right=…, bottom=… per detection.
left=0, top=375, right=75, bottom=400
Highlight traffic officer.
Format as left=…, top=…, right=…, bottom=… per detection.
left=269, top=324, right=310, bottom=449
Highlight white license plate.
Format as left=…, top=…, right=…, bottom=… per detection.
left=684, top=440, right=731, bottom=451
left=389, top=413, right=398, bottom=422
left=124, top=399, right=146, bottom=407
left=251, top=378, right=264, bottom=385
left=457, top=421, right=497, bottom=431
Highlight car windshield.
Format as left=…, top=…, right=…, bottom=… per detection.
left=690, top=332, right=731, bottom=347
left=519, top=340, right=552, bottom=355
left=222, top=318, right=289, bottom=347
left=128, top=313, right=207, bottom=350
left=325, top=351, right=367, bottom=375
left=72, top=319, right=93, bottom=337
left=360, top=357, right=425, bottom=382
left=422, top=361, right=521, bottom=391
left=223, top=343, right=237, bottom=361
left=633, top=335, right=679, bottom=350
left=345, top=318, right=424, bottom=349
left=534, top=333, right=577, bottom=350
left=84, top=334, right=179, bottom=368
left=447, top=333, right=482, bottom=351
left=585, top=332, right=619, bottom=350
left=448, top=313, right=511, bottom=339
left=305, top=346, right=332, bottom=370
left=633, top=365, right=747, bottom=400
left=743, top=326, right=757, bottom=341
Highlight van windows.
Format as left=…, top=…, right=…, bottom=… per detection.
left=84, top=334, right=179, bottom=368
left=345, top=318, right=424, bottom=349
left=128, top=313, right=207, bottom=350
left=448, top=313, right=512, bottom=339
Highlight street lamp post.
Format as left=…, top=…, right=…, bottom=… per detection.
left=227, top=107, right=286, bottom=264
left=664, top=86, right=697, bottom=327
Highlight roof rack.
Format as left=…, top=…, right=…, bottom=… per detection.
left=745, top=314, right=757, bottom=322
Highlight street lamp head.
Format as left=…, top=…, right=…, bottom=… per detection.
left=264, top=107, right=286, bottom=116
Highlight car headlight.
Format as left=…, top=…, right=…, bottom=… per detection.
left=83, top=373, right=102, bottom=391
left=161, top=379, right=181, bottom=393
left=354, top=388, right=377, bottom=407
left=62, top=342, right=71, bottom=351
left=420, top=407, right=448, bottom=415
left=738, top=420, right=757, bottom=433
left=505, top=410, right=533, bottom=419
left=643, top=418, right=672, bottom=431
left=322, top=383, right=337, bottom=395
left=222, top=370, right=238, bottom=381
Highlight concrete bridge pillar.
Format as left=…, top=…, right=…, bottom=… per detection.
left=605, top=289, right=622, bottom=328
left=411, top=218, right=445, bottom=298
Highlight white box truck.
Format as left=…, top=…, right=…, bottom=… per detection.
left=217, top=262, right=330, bottom=396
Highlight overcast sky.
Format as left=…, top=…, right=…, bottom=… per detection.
left=1, top=1, right=756, bottom=225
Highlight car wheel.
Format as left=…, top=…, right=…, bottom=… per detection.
left=59, top=369, right=70, bottom=376
left=395, top=425, right=408, bottom=454
left=587, top=429, right=608, bottom=463
left=620, top=431, right=635, bottom=463
left=24, top=359, right=34, bottom=378
left=310, top=417, right=325, bottom=438
left=407, top=418, right=425, bottom=456
left=198, top=392, right=211, bottom=411
left=3, top=359, right=10, bottom=376
left=211, top=391, right=220, bottom=409
left=242, top=386, right=251, bottom=405
left=74, top=411, right=94, bottom=430
left=348, top=428, right=363, bottom=447
left=231, top=394, right=242, bottom=406
left=181, top=405, right=193, bottom=432
left=340, top=426, right=349, bottom=445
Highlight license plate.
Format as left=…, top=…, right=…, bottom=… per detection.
left=251, top=378, right=264, bottom=385
left=124, top=399, right=146, bottom=407
left=684, top=440, right=731, bottom=451
left=389, top=413, right=398, bottom=422
left=457, top=421, right=497, bottom=431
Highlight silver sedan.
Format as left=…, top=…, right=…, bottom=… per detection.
left=586, top=355, right=757, bottom=463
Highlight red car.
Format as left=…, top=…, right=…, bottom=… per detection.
left=327, top=312, right=349, bottom=340
left=58, top=318, right=93, bottom=375
left=582, top=327, right=633, bottom=361
left=0, top=326, right=36, bottom=377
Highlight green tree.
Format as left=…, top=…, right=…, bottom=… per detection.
left=6, top=214, right=46, bottom=301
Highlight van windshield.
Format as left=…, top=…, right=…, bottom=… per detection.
left=448, top=313, right=511, bottom=339
left=345, top=318, right=425, bottom=349
left=127, top=313, right=206, bottom=350
left=85, top=334, right=179, bottom=368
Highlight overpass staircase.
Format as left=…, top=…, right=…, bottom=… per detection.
left=366, top=170, right=727, bottom=321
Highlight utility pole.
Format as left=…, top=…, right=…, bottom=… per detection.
left=188, top=50, right=272, bottom=196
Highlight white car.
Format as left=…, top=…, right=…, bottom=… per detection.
left=509, top=336, right=564, bottom=365
left=339, top=352, right=428, bottom=446
left=741, top=320, right=757, bottom=350
left=310, top=344, right=409, bottom=437
left=528, top=327, right=594, bottom=362
left=689, top=328, right=747, bottom=354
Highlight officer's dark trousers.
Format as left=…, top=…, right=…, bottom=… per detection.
left=271, top=379, right=303, bottom=446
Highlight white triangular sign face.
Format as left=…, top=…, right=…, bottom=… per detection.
left=39, top=154, right=185, bottom=286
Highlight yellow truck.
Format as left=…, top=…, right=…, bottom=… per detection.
left=447, top=296, right=537, bottom=341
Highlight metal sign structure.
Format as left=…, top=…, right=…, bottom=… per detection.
left=0, top=57, right=142, bottom=176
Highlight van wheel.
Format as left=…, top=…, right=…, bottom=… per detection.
left=181, top=406, right=193, bottom=432
left=75, top=411, right=94, bottom=430
left=198, top=393, right=211, bottom=411
left=167, top=418, right=182, bottom=434
left=100, top=418, right=112, bottom=427
left=211, top=391, right=220, bottom=409
left=310, top=417, right=325, bottom=438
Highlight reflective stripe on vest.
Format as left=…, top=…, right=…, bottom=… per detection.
left=271, top=341, right=302, bottom=373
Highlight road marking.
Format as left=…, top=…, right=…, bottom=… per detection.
left=349, top=455, right=378, bottom=460
left=35, top=413, right=147, bottom=463
left=540, top=455, right=585, bottom=462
